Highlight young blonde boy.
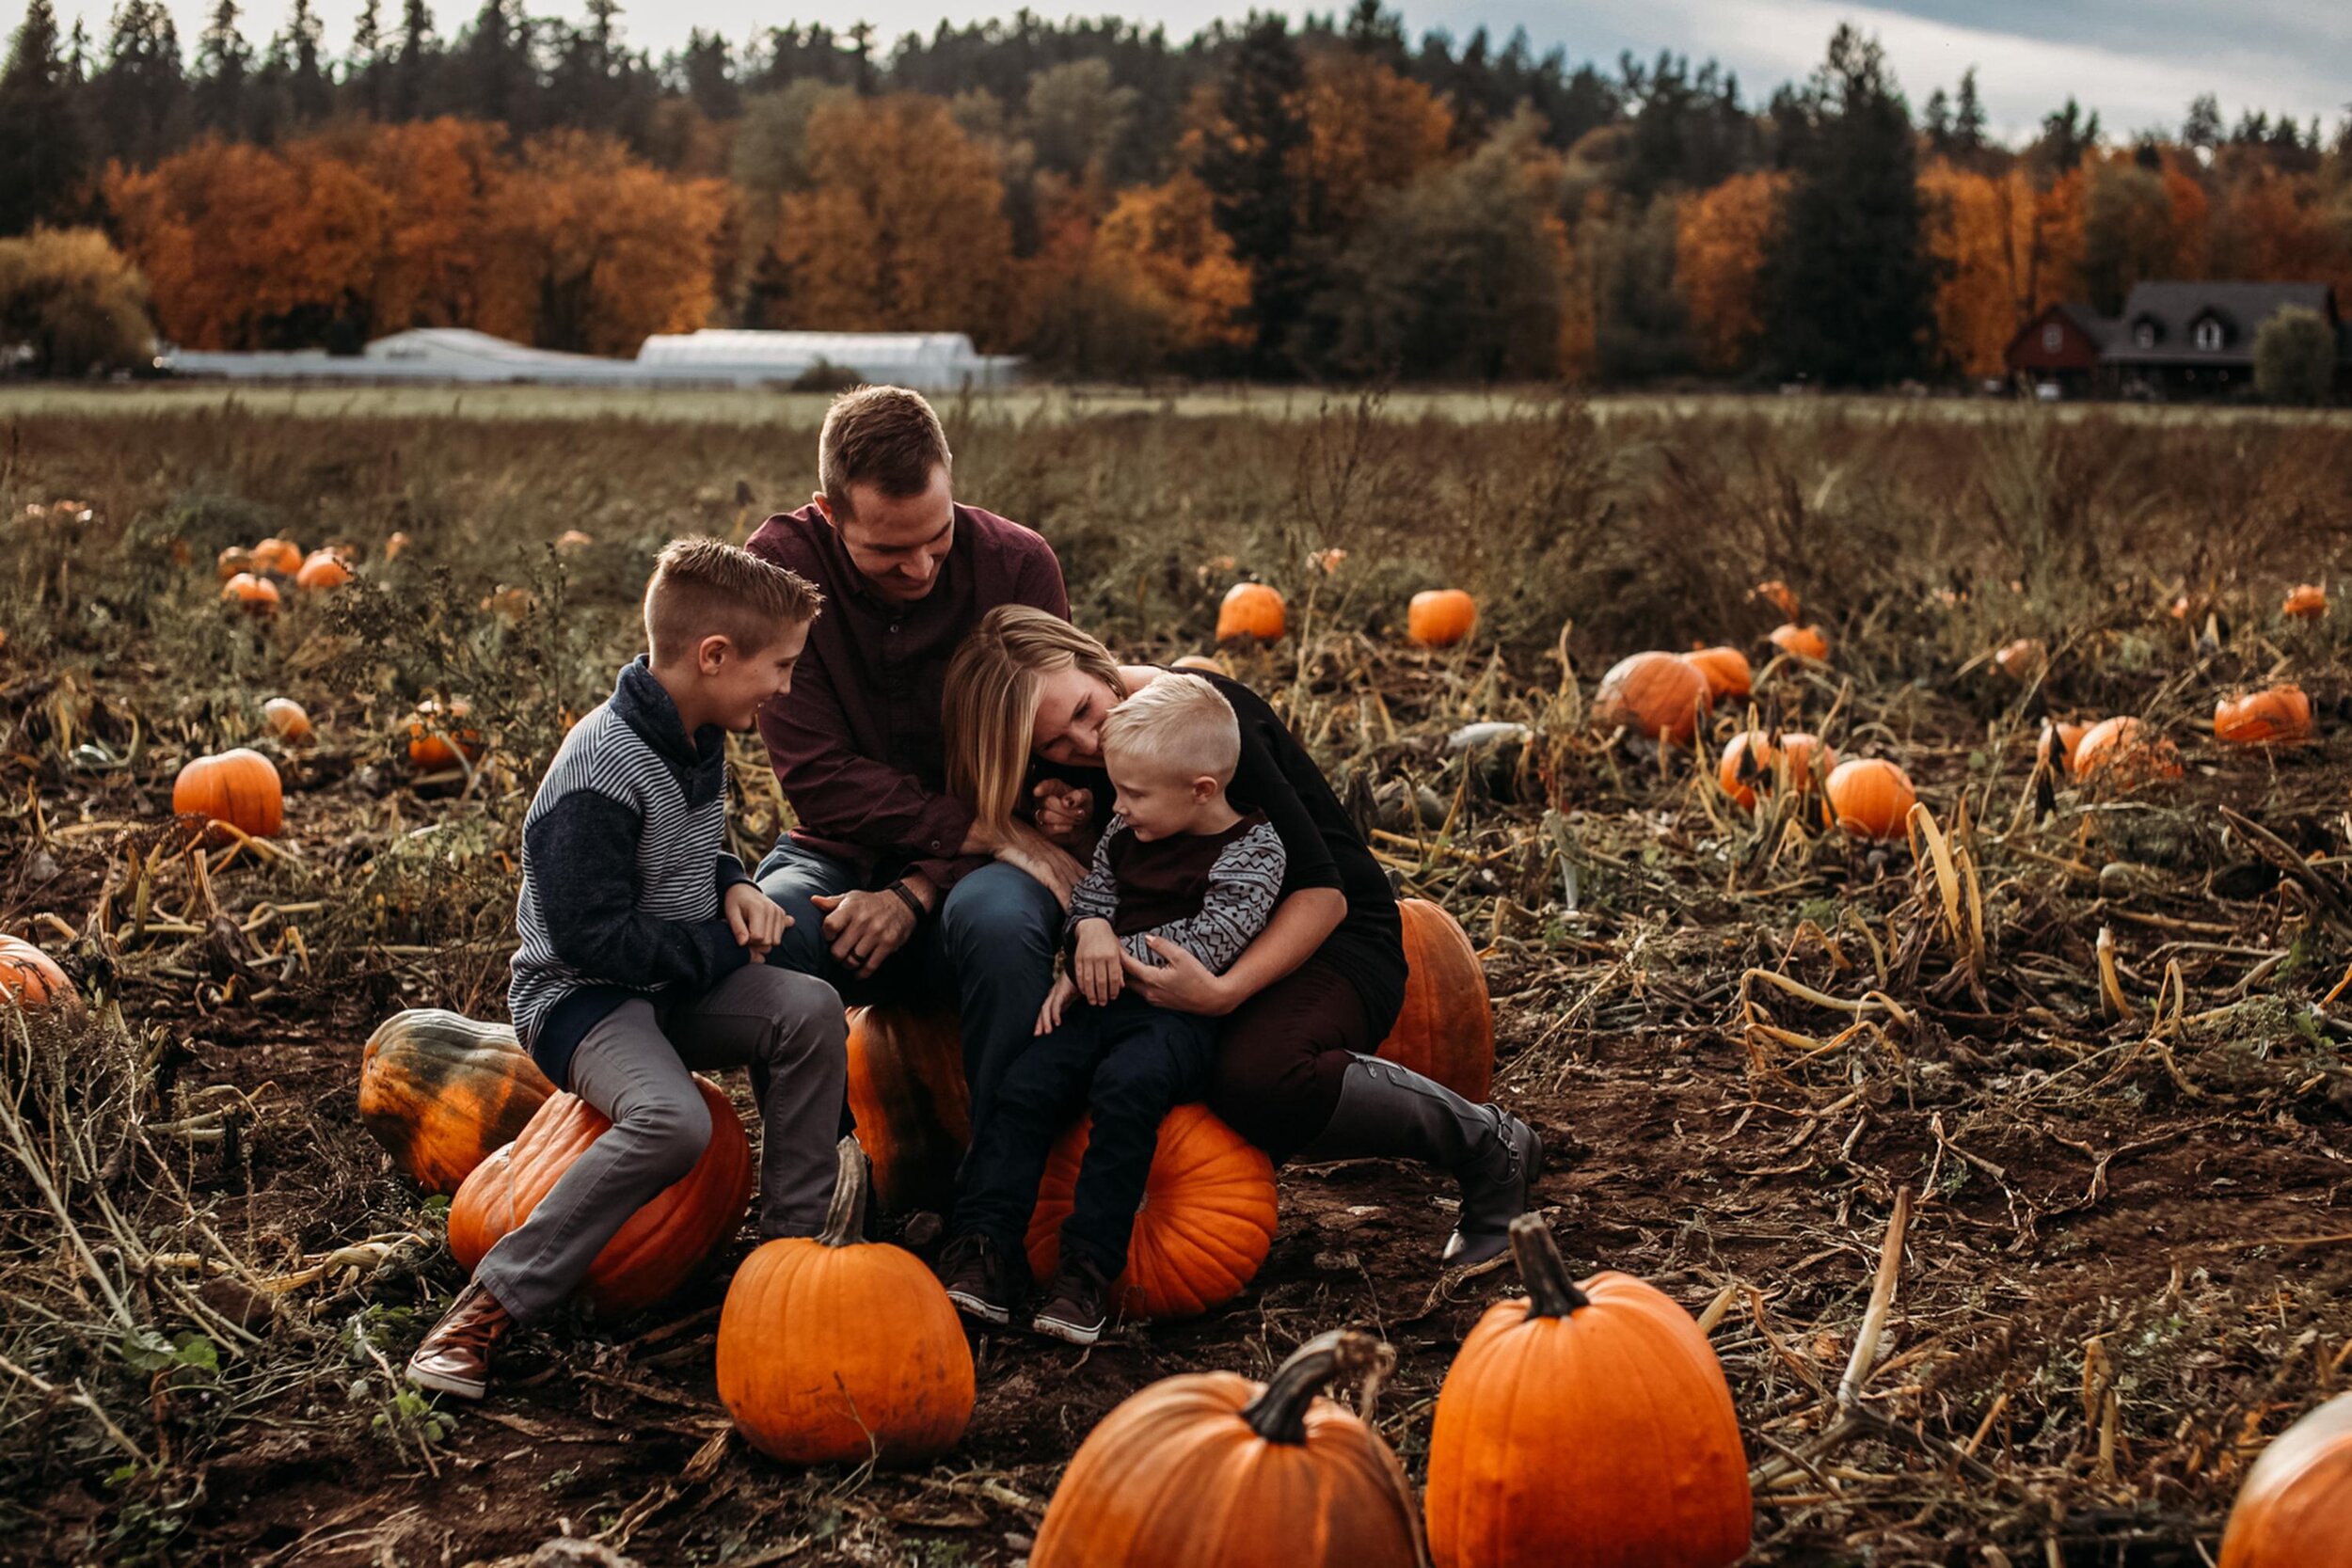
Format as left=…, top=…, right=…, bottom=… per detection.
left=407, top=538, right=847, bottom=1400
left=935, top=674, right=1285, bottom=1344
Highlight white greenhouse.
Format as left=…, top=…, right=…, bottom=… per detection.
left=637, top=331, right=1019, bottom=389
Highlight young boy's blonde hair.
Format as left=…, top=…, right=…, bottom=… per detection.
left=1101, top=673, right=1240, bottom=786
left=643, top=536, right=821, bottom=663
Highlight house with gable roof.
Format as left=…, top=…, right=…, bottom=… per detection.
left=2005, top=281, right=2351, bottom=398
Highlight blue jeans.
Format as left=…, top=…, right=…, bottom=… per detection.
left=950, top=992, right=1217, bottom=1276
left=756, top=837, right=1062, bottom=1135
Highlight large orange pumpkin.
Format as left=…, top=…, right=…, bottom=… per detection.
left=448, top=1073, right=752, bottom=1318
left=1767, top=623, right=1830, bottom=662
left=2038, top=720, right=2087, bottom=775
left=0, top=935, right=72, bottom=1011
left=1424, top=1217, right=1751, bottom=1568
left=1216, top=582, right=1287, bottom=642
left=2217, top=1391, right=2352, bottom=1568
left=220, top=572, right=279, bottom=614
left=357, top=1010, right=555, bottom=1195
left=844, top=1005, right=970, bottom=1214
left=1594, top=651, right=1709, bottom=744
left=405, top=699, right=483, bottom=770
left=2072, top=716, right=2184, bottom=788
left=250, top=537, right=304, bottom=575
left=2283, top=584, right=2328, bottom=620
left=1408, top=590, right=1478, bottom=648
left=2214, top=686, right=2312, bottom=748
left=172, top=748, right=283, bottom=840
left=1681, top=646, right=1752, bottom=703
left=1025, top=1103, right=1278, bottom=1323
left=1823, top=757, right=1915, bottom=841
left=1376, top=899, right=1493, bottom=1101
left=1031, top=1329, right=1425, bottom=1568
left=1718, top=731, right=1833, bottom=812
left=717, top=1139, right=975, bottom=1466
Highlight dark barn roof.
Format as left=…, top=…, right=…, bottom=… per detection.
left=2101, top=281, right=2346, bottom=367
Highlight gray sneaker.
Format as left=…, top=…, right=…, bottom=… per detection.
left=1031, top=1254, right=1114, bottom=1346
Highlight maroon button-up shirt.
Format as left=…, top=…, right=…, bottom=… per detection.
left=744, top=501, right=1069, bottom=890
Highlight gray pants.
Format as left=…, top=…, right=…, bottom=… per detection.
left=474, top=964, right=848, bottom=1323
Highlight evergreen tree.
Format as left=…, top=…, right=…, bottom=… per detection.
left=0, top=0, right=84, bottom=233
left=2182, top=92, right=2222, bottom=151
left=1951, top=67, right=1984, bottom=152
left=459, top=0, right=535, bottom=132
left=1195, top=12, right=1308, bottom=372
left=348, top=0, right=385, bottom=117
left=391, top=0, right=434, bottom=119
left=195, top=0, right=251, bottom=136
left=1922, top=86, right=1949, bottom=152
left=1758, top=25, right=1934, bottom=386
left=2032, top=96, right=2100, bottom=171
left=278, top=0, right=329, bottom=123
left=676, top=28, right=737, bottom=119
left=93, top=0, right=184, bottom=166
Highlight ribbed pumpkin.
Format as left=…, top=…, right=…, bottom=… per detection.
left=1594, top=651, right=1709, bottom=744
left=172, top=748, right=283, bottom=840
left=2217, top=1391, right=2352, bottom=1568
left=405, top=699, right=483, bottom=770
left=2038, top=720, right=2087, bottom=775
left=1681, top=646, right=1752, bottom=703
left=1717, top=731, right=1833, bottom=812
left=1031, top=1329, right=1425, bottom=1568
left=294, top=550, right=352, bottom=591
left=251, top=537, right=304, bottom=575
left=2283, top=584, right=2328, bottom=620
left=261, top=697, right=313, bottom=745
left=1425, top=1217, right=1751, bottom=1568
left=717, top=1139, right=975, bottom=1466
left=0, top=935, right=72, bottom=1011
left=1025, top=1103, right=1278, bottom=1322
left=1216, top=582, right=1287, bottom=643
left=2215, top=686, right=2312, bottom=748
left=358, top=1009, right=556, bottom=1195
left=220, top=572, right=279, bottom=613
left=1823, top=757, right=1915, bottom=841
left=448, top=1073, right=752, bottom=1318
left=1994, top=638, right=2045, bottom=678
left=2071, top=716, right=2184, bottom=788
left=1375, top=899, right=1493, bottom=1101
left=1767, top=623, right=1830, bottom=662
left=1408, top=590, right=1478, bottom=648
left=844, top=1005, right=970, bottom=1215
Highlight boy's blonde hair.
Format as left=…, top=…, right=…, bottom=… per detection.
left=945, top=606, right=1128, bottom=836
left=1102, top=673, right=1239, bottom=786
left=644, top=536, right=822, bottom=663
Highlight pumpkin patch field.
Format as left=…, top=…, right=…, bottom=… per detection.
left=6, top=395, right=2352, bottom=1565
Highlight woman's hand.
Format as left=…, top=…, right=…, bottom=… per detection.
left=993, top=823, right=1085, bottom=909
left=1031, top=780, right=1094, bottom=846
left=1119, top=936, right=1238, bottom=1016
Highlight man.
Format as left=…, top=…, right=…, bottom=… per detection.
left=746, top=386, right=1081, bottom=1126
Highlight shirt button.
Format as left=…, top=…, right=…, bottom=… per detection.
left=930, top=839, right=943, bottom=851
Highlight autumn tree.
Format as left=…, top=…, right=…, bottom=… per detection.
left=1916, top=161, right=2010, bottom=375
left=2079, top=156, right=2182, bottom=313
left=1294, top=47, right=1453, bottom=237
left=1675, top=168, right=1783, bottom=372
left=1079, top=169, right=1251, bottom=367
left=0, top=225, right=151, bottom=370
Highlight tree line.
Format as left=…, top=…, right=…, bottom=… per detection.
left=4, top=0, right=2349, bottom=385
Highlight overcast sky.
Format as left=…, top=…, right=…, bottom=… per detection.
left=91, top=0, right=2352, bottom=143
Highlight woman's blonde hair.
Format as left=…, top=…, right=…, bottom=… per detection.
left=944, top=606, right=1127, bottom=837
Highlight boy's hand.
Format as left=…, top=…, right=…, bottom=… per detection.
left=1073, top=919, right=1123, bottom=1006
left=811, top=888, right=918, bottom=979
left=1032, top=780, right=1093, bottom=845
left=1035, top=974, right=1080, bottom=1036
left=724, top=883, right=790, bottom=962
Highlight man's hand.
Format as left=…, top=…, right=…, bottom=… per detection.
left=1031, top=780, right=1094, bottom=846
left=810, top=889, right=917, bottom=979
left=993, top=823, right=1086, bottom=910
left=1119, top=936, right=1239, bottom=1016
left=1035, top=973, right=1081, bottom=1036
left=1072, top=918, right=1124, bottom=1007
left=723, top=882, right=790, bottom=963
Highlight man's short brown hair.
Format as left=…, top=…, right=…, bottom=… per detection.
left=818, top=386, right=952, bottom=520
left=644, top=536, right=821, bottom=663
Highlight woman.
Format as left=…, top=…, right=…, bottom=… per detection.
left=942, top=605, right=1541, bottom=1267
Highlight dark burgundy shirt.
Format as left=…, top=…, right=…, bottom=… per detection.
left=744, top=501, right=1068, bottom=889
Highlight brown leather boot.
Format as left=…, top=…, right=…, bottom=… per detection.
left=405, top=1279, right=512, bottom=1400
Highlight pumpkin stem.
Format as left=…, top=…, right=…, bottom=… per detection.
left=817, top=1136, right=870, bottom=1248
left=1510, top=1214, right=1591, bottom=1317
left=1241, top=1328, right=1394, bottom=1445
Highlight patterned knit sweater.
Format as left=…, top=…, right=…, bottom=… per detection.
left=1066, top=810, right=1286, bottom=974
left=509, top=657, right=755, bottom=1087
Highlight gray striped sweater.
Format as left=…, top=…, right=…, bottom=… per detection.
left=509, top=657, right=755, bottom=1087
left=1067, top=811, right=1286, bottom=974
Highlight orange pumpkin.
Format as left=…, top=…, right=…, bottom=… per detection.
left=1424, top=1217, right=1751, bottom=1568
left=1994, top=638, right=2044, bottom=678
left=1025, top=1103, right=1278, bottom=1323
left=448, top=1073, right=752, bottom=1318
left=294, top=550, right=351, bottom=591
left=1682, top=645, right=1752, bottom=703
left=1216, top=582, right=1287, bottom=643
left=261, top=697, right=313, bottom=746
left=172, top=748, right=283, bottom=841
left=845, top=1005, right=970, bottom=1215
left=1594, top=651, right=1709, bottom=744
left=0, top=935, right=72, bottom=1011
left=1376, top=899, right=1493, bottom=1101
left=1823, top=757, right=1915, bottom=841
left=1752, top=578, right=1800, bottom=619
left=215, top=545, right=255, bottom=580
left=1408, top=590, right=1479, bottom=648
left=220, top=572, right=280, bottom=614
left=2283, top=584, right=2328, bottom=620
left=383, top=531, right=412, bottom=562
left=357, top=1010, right=556, bottom=1195
left=2215, top=686, right=2312, bottom=748
left=405, top=699, right=483, bottom=770
left=2071, top=716, right=2184, bottom=788
left=1718, top=731, right=1834, bottom=812
left=718, top=1139, right=975, bottom=1466
left=1768, top=623, right=1830, bottom=662
left=1031, top=1329, right=1425, bottom=1568
left=2037, top=720, right=2087, bottom=775
left=250, top=537, right=304, bottom=575
left=2217, top=1391, right=2352, bottom=1568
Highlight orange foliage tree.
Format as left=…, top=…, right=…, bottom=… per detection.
left=1086, top=170, right=1252, bottom=359
left=1675, top=169, right=1784, bottom=373
left=1917, top=160, right=2011, bottom=375
left=1295, top=50, right=1454, bottom=237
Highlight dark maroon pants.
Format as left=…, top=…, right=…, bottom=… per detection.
left=1208, top=960, right=1387, bottom=1163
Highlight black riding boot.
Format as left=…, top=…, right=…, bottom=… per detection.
left=1292, top=1055, right=1542, bottom=1267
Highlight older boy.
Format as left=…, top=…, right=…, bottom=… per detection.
left=406, top=538, right=847, bottom=1400
left=936, top=675, right=1285, bottom=1345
